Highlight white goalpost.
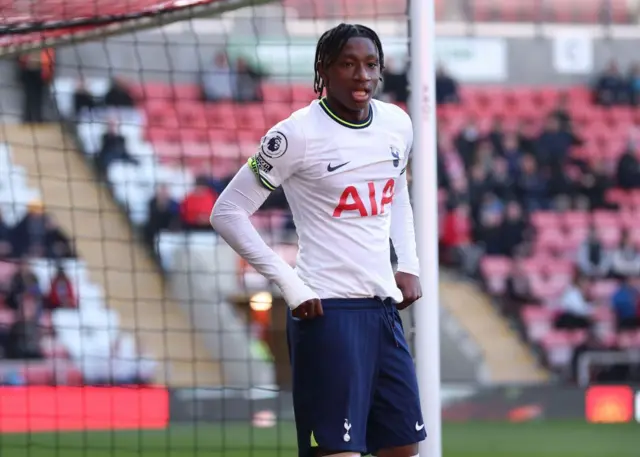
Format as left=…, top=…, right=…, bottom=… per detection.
left=409, top=0, right=443, bottom=456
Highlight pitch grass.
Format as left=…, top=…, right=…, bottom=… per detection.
left=0, top=421, right=637, bottom=457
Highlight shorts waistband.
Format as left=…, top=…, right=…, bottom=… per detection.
left=320, top=297, right=396, bottom=310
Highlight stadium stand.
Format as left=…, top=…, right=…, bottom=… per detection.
left=451, top=82, right=640, bottom=381
left=55, top=69, right=640, bottom=384
left=0, top=142, right=148, bottom=386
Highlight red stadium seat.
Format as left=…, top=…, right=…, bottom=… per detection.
left=542, top=330, right=587, bottom=369
left=562, top=211, right=590, bottom=230
left=22, top=363, right=54, bottom=385
left=173, top=84, right=202, bottom=101
left=0, top=309, right=14, bottom=327
left=521, top=305, right=556, bottom=342
left=175, top=102, right=208, bottom=129
left=141, top=82, right=173, bottom=101
left=262, top=83, right=293, bottom=103
left=234, top=104, right=268, bottom=132
left=480, top=256, right=511, bottom=295
left=617, top=330, right=640, bottom=349
left=590, top=280, right=619, bottom=303
left=530, top=211, right=560, bottom=231
left=205, top=104, right=238, bottom=130
left=0, top=261, right=17, bottom=283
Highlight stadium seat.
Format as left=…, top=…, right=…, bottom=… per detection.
left=480, top=256, right=512, bottom=295
left=521, top=305, right=556, bottom=342
left=541, top=330, right=586, bottom=369
left=618, top=330, right=640, bottom=349
left=175, top=102, right=208, bottom=129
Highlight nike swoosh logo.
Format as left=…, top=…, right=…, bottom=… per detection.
left=415, top=422, right=425, bottom=431
left=327, top=161, right=350, bottom=172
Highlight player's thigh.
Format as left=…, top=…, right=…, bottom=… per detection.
left=288, top=308, right=379, bottom=455
left=366, top=312, right=425, bottom=454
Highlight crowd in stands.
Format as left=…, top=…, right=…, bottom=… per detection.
left=0, top=203, right=75, bottom=366
left=437, top=61, right=640, bottom=383
left=64, top=48, right=640, bottom=384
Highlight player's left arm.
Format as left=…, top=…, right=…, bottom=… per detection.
left=390, top=117, right=421, bottom=309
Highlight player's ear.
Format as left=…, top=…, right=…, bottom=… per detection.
left=316, top=61, right=328, bottom=88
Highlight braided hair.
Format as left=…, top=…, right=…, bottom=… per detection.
left=313, top=23, right=385, bottom=98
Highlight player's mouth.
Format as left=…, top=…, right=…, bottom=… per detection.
left=351, top=89, right=371, bottom=103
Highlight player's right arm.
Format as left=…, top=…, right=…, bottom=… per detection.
left=209, top=118, right=321, bottom=313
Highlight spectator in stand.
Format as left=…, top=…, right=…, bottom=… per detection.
left=580, top=158, right=615, bottom=209
left=180, top=177, right=218, bottom=231
left=455, top=117, right=480, bottom=169
left=7, top=258, right=41, bottom=311
left=44, top=214, right=74, bottom=259
left=73, top=78, right=96, bottom=118
left=504, top=258, right=537, bottom=313
left=516, top=154, right=548, bottom=212
left=550, top=92, right=572, bottom=131
left=501, top=132, right=524, bottom=177
left=12, top=201, right=47, bottom=257
left=17, top=48, right=55, bottom=124
left=446, top=177, right=470, bottom=209
left=0, top=209, right=13, bottom=259
left=627, top=63, right=640, bottom=106
left=435, top=64, right=459, bottom=105
left=103, top=76, right=135, bottom=108
left=517, top=119, right=537, bottom=155
left=489, top=157, right=515, bottom=200
left=380, top=57, right=408, bottom=104
left=477, top=194, right=505, bottom=256
left=441, top=203, right=471, bottom=264
left=555, top=274, right=593, bottom=330
left=11, top=204, right=74, bottom=259
left=6, top=293, right=43, bottom=360
left=611, top=277, right=640, bottom=330
left=536, top=115, right=573, bottom=169
left=437, top=132, right=466, bottom=191
left=143, top=184, right=180, bottom=247
left=615, top=144, right=640, bottom=189
left=577, top=226, right=612, bottom=278
left=46, top=263, right=77, bottom=310
left=202, top=52, right=234, bottom=102
left=611, top=231, right=640, bottom=278
left=468, top=164, right=491, bottom=224
left=593, top=60, right=627, bottom=106
left=96, top=118, right=139, bottom=173
left=546, top=164, right=576, bottom=211
left=571, top=329, right=612, bottom=384
left=487, top=118, right=505, bottom=156
left=235, top=57, right=264, bottom=103
left=474, top=140, right=495, bottom=174
left=502, top=200, right=527, bottom=256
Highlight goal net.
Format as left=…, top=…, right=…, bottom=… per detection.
left=0, top=0, right=416, bottom=455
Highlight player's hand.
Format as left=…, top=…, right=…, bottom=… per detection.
left=291, top=298, right=324, bottom=320
left=395, top=272, right=422, bottom=310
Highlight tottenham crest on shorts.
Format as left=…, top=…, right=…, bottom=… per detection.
left=261, top=131, right=288, bottom=159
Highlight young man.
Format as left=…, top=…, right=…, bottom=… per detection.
left=210, top=23, right=425, bottom=457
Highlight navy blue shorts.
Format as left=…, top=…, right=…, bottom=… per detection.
left=287, top=298, right=426, bottom=456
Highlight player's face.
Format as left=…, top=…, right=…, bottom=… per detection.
left=322, top=37, right=381, bottom=113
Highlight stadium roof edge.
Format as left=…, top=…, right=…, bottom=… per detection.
left=0, top=0, right=274, bottom=58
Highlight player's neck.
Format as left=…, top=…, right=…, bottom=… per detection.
left=320, top=95, right=372, bottom=128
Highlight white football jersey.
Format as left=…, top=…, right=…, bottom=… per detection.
left=247, top=98, right=417, bottom=303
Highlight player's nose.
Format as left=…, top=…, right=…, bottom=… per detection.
left=353, top=63, right=371, bottom=81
